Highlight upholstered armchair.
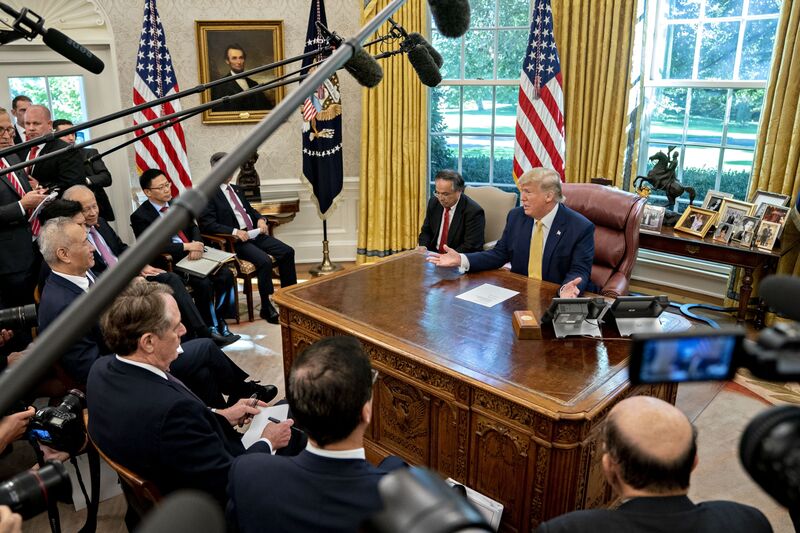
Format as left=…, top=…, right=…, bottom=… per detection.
left=464, top=185, right=518, bottom=250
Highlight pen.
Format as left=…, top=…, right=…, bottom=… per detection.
left=238, top=393, right=259, bottom=426
left=268, top=416, right=303, bottom=433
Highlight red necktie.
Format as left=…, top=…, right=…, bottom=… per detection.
left=226, top=186, right=253, bottom=230
left=160, top=205, right=190, bottom=243
left=25, top=145, right=39, bottom=176
left=438, top=208, right=450, bottom=254
left=1, top=158, right=39, bottom=236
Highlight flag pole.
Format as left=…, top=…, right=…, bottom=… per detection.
left=309, top=219, right=343, bottom=276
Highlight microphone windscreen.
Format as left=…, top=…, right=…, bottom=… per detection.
left=135, top=491, right=225, bottom=533
left=42, top=29, right=105, bottom=74
left=760, top=275, right=800, bottom=322
left=407, top=45, right=442, bottom=88
left=407, top=33, right=444, bottom=68
left=344, top=46, right=384, bottom=88
left=428, top=0, right=471, bottom=38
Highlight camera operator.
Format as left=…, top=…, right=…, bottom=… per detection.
left=0, top=407, right=34, bottom=457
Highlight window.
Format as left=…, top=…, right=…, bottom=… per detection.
left=638, top=0, right=781, bottom=204
left=428, top=0, right=531, bottom=193
left=8, top=76, right=89, bottom=141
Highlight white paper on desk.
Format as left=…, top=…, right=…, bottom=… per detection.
left=247, top=228, right=261, bottom=239
left=241, top=403, right=289, bottom=449
left=456, top=283, right=519, bottom=308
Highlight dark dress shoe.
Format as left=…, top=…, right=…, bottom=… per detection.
left=260, top=302, right=280, bottom=324
left=218, top=322, right=242, bottom=344
left=228, top=380, right=279, bottom=406
left=208, top=326, right=239, bottom=347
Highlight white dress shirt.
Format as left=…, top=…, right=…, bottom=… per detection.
left=305, top=441, right=366, bottom=460
left=219, top=183, right=250, bottom=233
left=51, top=270, right=94, bottom=292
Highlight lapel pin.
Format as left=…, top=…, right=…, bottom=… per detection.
left=556, top=230, right=562, bottom=236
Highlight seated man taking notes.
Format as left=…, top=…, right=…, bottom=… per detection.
left=428, top=168, right=594, bottom=298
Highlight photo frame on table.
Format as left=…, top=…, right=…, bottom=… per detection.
left=751, top=189, right=791, bottom=218
left=674, top=206, right=716, bottom=237
left=712, top=222, right=733, bottom=244
left=196, top=20, right=285, bottom=124
left=761, top=205, right=791, bottom=237
left=755, top=220, right=781, bottom=250
left=730, top=216, right=759, bottom=248
left=640, top=204, right=666, bottom=234
left=716, top=198, right=753, bottom=229
left=702, top=190, right=733, bottom=213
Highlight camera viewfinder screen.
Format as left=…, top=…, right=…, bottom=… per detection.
left=638, top=335, right=738, bottom=383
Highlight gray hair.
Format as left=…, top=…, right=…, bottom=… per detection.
left=62, top=184, right=93, bottom=201
left=38, top=217, right=79, bottom=266
left=517, top=168, right=564, bottom=203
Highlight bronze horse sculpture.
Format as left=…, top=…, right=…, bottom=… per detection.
left=634, top=147, right=696, bottom=210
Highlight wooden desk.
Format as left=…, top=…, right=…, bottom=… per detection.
left=639, top=227, right=799, bottom=327
left=274, top=252, right=676, bottom=532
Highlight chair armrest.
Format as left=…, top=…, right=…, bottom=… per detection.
left=201, top=233, right=236, bottom=253
left=600, top=272, right=630, bottom=298
left=157, top=253, right=174, bottom=272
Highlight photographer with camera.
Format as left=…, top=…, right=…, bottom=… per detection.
left=0, top=407, right=34, bottom=456
left=536, top=396, right=771, bottom=533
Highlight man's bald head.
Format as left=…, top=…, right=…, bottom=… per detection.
left=603, top=396, right=697, bottom=493
left=24, top=105, right=52, bottom=140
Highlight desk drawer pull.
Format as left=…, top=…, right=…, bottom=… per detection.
left=685, top=244, right=700, bottom=255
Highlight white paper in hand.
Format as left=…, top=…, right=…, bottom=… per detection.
left=247, top=228, right=261, bottom=239
left=241, top=403, right=289, bottom=449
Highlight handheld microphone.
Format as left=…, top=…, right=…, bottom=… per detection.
left=0, top=3, right=104, bottom=74
left=315, top=21, right=383, bottom=88
left=428, top=0, right=471, bottom=38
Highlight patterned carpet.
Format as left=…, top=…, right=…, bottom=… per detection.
left=732, top=369, right=800, bottom=405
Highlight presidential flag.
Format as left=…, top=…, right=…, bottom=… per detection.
left=300, top=0, right=343, bottom=218
left=512, top=0, right=565, bottom=182
left=132, top=0, right=192, bottom=195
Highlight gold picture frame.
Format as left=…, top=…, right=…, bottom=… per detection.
left=674, top=206, right=716, bottom=237
left=716, top=198, right=754, bottom=228
left=196, top=20, right=285, bottom=124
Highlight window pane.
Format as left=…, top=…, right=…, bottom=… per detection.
left=747, top=0, right=781, bottom=15
left=493, top=137, right=515, bottom=185
left=495, top=86, right=518, bottom=135
left=739, top=19, right=778, bottom=81
left=430, top=135, right=459, bottom=177
left=469, top=0, right=495, bottom=28
left=727, top=89, right=763, bottom=149
left=432, top=32, right=462, bottom=80
left=687, top=89, right=727, bottom=145
left=705, top=0, right=743, bottom=17
left=48, top=76, right=86, bottom=123
left=667, top=0, right=701, bottom=19
left=461, top=136, right=491, bottom=182
left=463, top=86, right=493, bottom=134
left=650, top=87, right=687, bottom=143
left=497, top=29, right=527, bottom=79
left=431, top=86, right=461, bottom=134
left=498, top=0, right=529, bottom=27
left=682, top=146, right=721, bottom=201
left=464, top=30, right=495, bottom=79
left=698, top=22, right=739, bottom=80
left=663, top=24, right=697, bottom=79
left=8, top=77, right=47, bottom=105
left=720, top=148, right=753, bottom=199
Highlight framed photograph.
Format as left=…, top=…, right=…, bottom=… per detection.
left=754, top=220, right=781, bottom=250
left=674, top=206, right=716, bottom=237
left=730, top=216, right=758, bottom=248
left=751, top=189, right=791, bottom=218
left=702, top=190, right=733, bottom=212
left=761, top=205, right=791, bottom=237
left=712, top=222, right=733, bottom=244
left=640, top=204, right=666, bottom=234
left=716, top=198, right=753, bottom=228
left=196, top=20, right=285, bottom=124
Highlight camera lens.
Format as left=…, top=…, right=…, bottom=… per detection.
left=0, top=304, right=37, bottom=331
left=0, top=462, right=70, bottom=519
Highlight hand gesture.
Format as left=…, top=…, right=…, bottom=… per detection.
left=559, top=277, right=583, bottom=298
left=140, top=265, right=165, bottom=277
left=262, top=419, right=293, bottom=450
left=19, top=188, right=48, bottom=210
left=0, top=505, right=22, bottom=533
left=425, top=245, right=461, bottom=267
left=0, top=407, right=35, bottom=452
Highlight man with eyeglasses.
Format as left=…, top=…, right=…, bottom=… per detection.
left=131, top=169, right=239, bottom=343
left=418, top=169, right=485, bottom=254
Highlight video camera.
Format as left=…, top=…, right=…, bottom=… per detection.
left=28, top=389, right=87, bottom=456
left=0, top=304, right=37, bottom=332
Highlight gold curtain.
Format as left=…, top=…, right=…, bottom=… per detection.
left=552, top=0, right=638, bottom=185
left=356, top=0, right=428, bottom=264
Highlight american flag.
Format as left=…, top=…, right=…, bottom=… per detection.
left=132, top=0, right=192, bottom=196
left=512, top=0, right=565, bottom=181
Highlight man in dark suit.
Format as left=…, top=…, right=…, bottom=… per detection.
left=428, top=167, right=594, bottom=298
left=199, top=152, right=297, bottom=323
left=53, top=119, right=115, bottom=221
left=131, top=168, right=238, bottom=340
left=10, top=95, right=31, bottom=145
left=536, top=396, right=772, bottom=533
left=228, top=336, right=404, bottom=533
left=210, top=45, right=275, bottom=112
left=418, top=169, right=485, bottom=253
left=20, top=105, right=84, bottom=193
left=87, top=281, right=294, bottom=513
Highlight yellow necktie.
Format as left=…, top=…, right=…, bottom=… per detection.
left=528, top=220, right=543, bottom=280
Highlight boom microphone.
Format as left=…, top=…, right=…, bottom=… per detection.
left=428, top=0, right=471, bottom=38
left=760, top=275, right=800, bottom=322
left=316, top=21, right=383, bottom=88
left=405, top=43, right=441, bottom=87
left=0, top=3, right=104, bottom=74
left=406, top=32, right=443, bottom=68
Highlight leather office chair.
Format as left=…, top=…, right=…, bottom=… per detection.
left=464, top=185, right=518, bottom=250
left=562, top=183, right=646, bottom=298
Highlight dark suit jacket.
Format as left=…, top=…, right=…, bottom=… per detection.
left=38, top=273, right=107, bottom=384
left=228, top=450, right=393, bottom=533
left=87, top=356, right=268, bottom=505
left=535, top=495, right=772, bottom=533
left=466, top=205, right=594, bottom=294
left=12, top=125, right=23, bottom=146
left=21, top=139, right=84, bottom=193
left=130, top=200, right=202, bottom=262
left=210, top=75, right=273, bottom=112
left=0, top=153, right=34, bottom=275
left=81, top=148, right=115, bottom=221
left=418, top=194, right=485, bottom=253
left=198, top=184, right=264, bottom=234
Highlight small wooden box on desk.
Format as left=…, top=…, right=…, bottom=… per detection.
left=512, top=310, right=542, bottom=339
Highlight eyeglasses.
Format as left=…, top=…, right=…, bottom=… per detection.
left=434, top=191, right=455, bottom=198
left=146, top=183, right=171, bottom=191
left=0, top=127, right=15, bottom=136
